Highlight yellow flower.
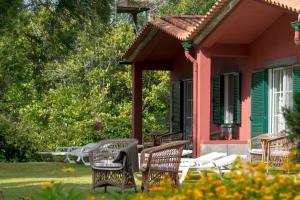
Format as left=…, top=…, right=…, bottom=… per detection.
left=134, top=194, right=145, bottom=200
left=168, top=195, right=186, bottom=200
left=193, top=190, right=203, bottom=199
left=41, top=180, right=55, bottom=189
left=215, top=186, right=226, bottom=194
left=213, top=180, right=222, bottom=186
left=278, top=176, right=286, bottom=185
left=186, top=170, right=193, bottom=180
left=256, top=162, right=267, bottom=171
left=262, top=196, right=274, bottom=200
left=62, top=167, right=75, bottom=173
left=86, top=196, right=97, bottom=200
left=233, top=192, right=242, bottom=200
left=261, top=186, right=271, bottom=194
left=279, top=193, right=291, bottom=200
left=295, top=179, right=300, bottom=187
left=294, top=195, right=300, bottom=200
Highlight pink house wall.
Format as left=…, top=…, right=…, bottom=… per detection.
left=161, top=8, right=299, bottom=156
left=209, top=13, right=299, bottom=143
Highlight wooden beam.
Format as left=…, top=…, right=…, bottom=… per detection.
left=132, top=63, right=143, bottom=144
left=204, top=43, right=249, bottom=57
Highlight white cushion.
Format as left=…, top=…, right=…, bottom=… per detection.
left=93, top=160, right=122, bottom=168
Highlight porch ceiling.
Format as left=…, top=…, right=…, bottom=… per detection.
left=133, top=30, right=183, bottom=63
left=201, top=0, right=296, bottom=47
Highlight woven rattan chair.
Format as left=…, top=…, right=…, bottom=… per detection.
left=249, top=134, right=267, bottom=163
left=89, top=139, right=138, bottom=193
left=249, top=133, right=285, bottom=163
left=140, top=140, right=189, bottom=191
left=266, top=134, right=294, bottom=170
left=153, top=131, right=184, bottom=146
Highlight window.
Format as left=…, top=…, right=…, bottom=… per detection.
left=224, top=74, right=235, bottom=124
left=268, top=67, right=293, bottom=133
left=251, top=65, right=300, bottom=137
left=212, top=72, right=240, bottom=125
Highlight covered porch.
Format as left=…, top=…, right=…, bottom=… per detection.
left=123, top=16, right=200, bottom=154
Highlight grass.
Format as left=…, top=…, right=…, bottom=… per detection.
left=0, top=162, right=138, bottom=200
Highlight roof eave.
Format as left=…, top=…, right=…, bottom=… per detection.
left=124, top=27, right=159, bottom=62
left=192, top=0, right=240, bottom=45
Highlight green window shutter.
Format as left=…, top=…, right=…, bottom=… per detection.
left=212, top=76, right=221, bottom=124
left=172, top=81, right=183, bottom=132
left=233, top=73, right=241, bottom=124
left=251, top=70, right=268, bottom=138
left=293, top=66, right=300, bottom=94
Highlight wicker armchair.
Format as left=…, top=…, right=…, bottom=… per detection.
left=267, top=134, right=294, bottom=170
left=140, top=140, right=189, bottom=191
left=153, top=131, right=184, bottom=146
left=89, top=139, right=138, bottom=193
left=249, top=134, right=267, bottom=163
left=249, top=133, right=285, bottom=163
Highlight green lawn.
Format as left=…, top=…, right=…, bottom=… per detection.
left=0, top=162, right=138, bottom=200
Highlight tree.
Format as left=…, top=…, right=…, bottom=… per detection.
left=0, top=0, right=218, bottom=161
left=155, top=0, right=216, bottom=16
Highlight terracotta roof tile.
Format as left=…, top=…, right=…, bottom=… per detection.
left=123, top=0, right=300, bottom=60
left=123, top=15, right=203, bottom=59
left=150, top=15, right=204, bottom=40
left=262, top=0, right=300, bottom=13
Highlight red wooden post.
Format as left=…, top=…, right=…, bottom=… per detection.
left=197, top=50, right=212, bottom=156
left=132, top=63, right=143, bottom=144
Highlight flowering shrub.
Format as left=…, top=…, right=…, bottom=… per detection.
left=282, top=149, right=300, bottom=173
left=134, top=158, right=300, bottom=200
left=32, top=156, right=300, bottom=200
left=35, top=181, right=83, bottom=200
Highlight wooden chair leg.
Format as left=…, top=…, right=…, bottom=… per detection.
left=92, top=170, right=95, bottom=193
left=121, top=170, right=126, bottom=194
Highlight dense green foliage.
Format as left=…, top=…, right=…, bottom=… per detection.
left=284, top=93, right=300, bottom=162
left=0, top=0, right=216, bottom=161
left=156, top=0, right=215, bottom=16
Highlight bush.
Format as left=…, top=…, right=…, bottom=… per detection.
left=134, top=158, right=300, bottom=200
left=284, top=92, right=300, bottom=162
left=34, top=182, right=83, bottom=200
left=0, top=115, right=37, bottom=161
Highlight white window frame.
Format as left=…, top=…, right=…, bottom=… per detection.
left=268, top=66, right=293, bottom=134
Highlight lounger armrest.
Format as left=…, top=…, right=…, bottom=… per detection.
left=56, top=146, right=80, bottom=152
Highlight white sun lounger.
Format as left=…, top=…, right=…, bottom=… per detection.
left=180, top=154, right=247, bottom=183
left=37, top=146, right=77, bottom=162
left=37, top=143, right=98, bottom=165
left=66, top=143, right=98, bottom=165
left=179, top=152, right=227, bottom=183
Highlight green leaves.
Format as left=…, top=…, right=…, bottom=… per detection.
left=283, top=92, right=300, bottom=161
left=155, top=0, right=216, bottom=16
left=0, top=0, right=217, bottom=161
